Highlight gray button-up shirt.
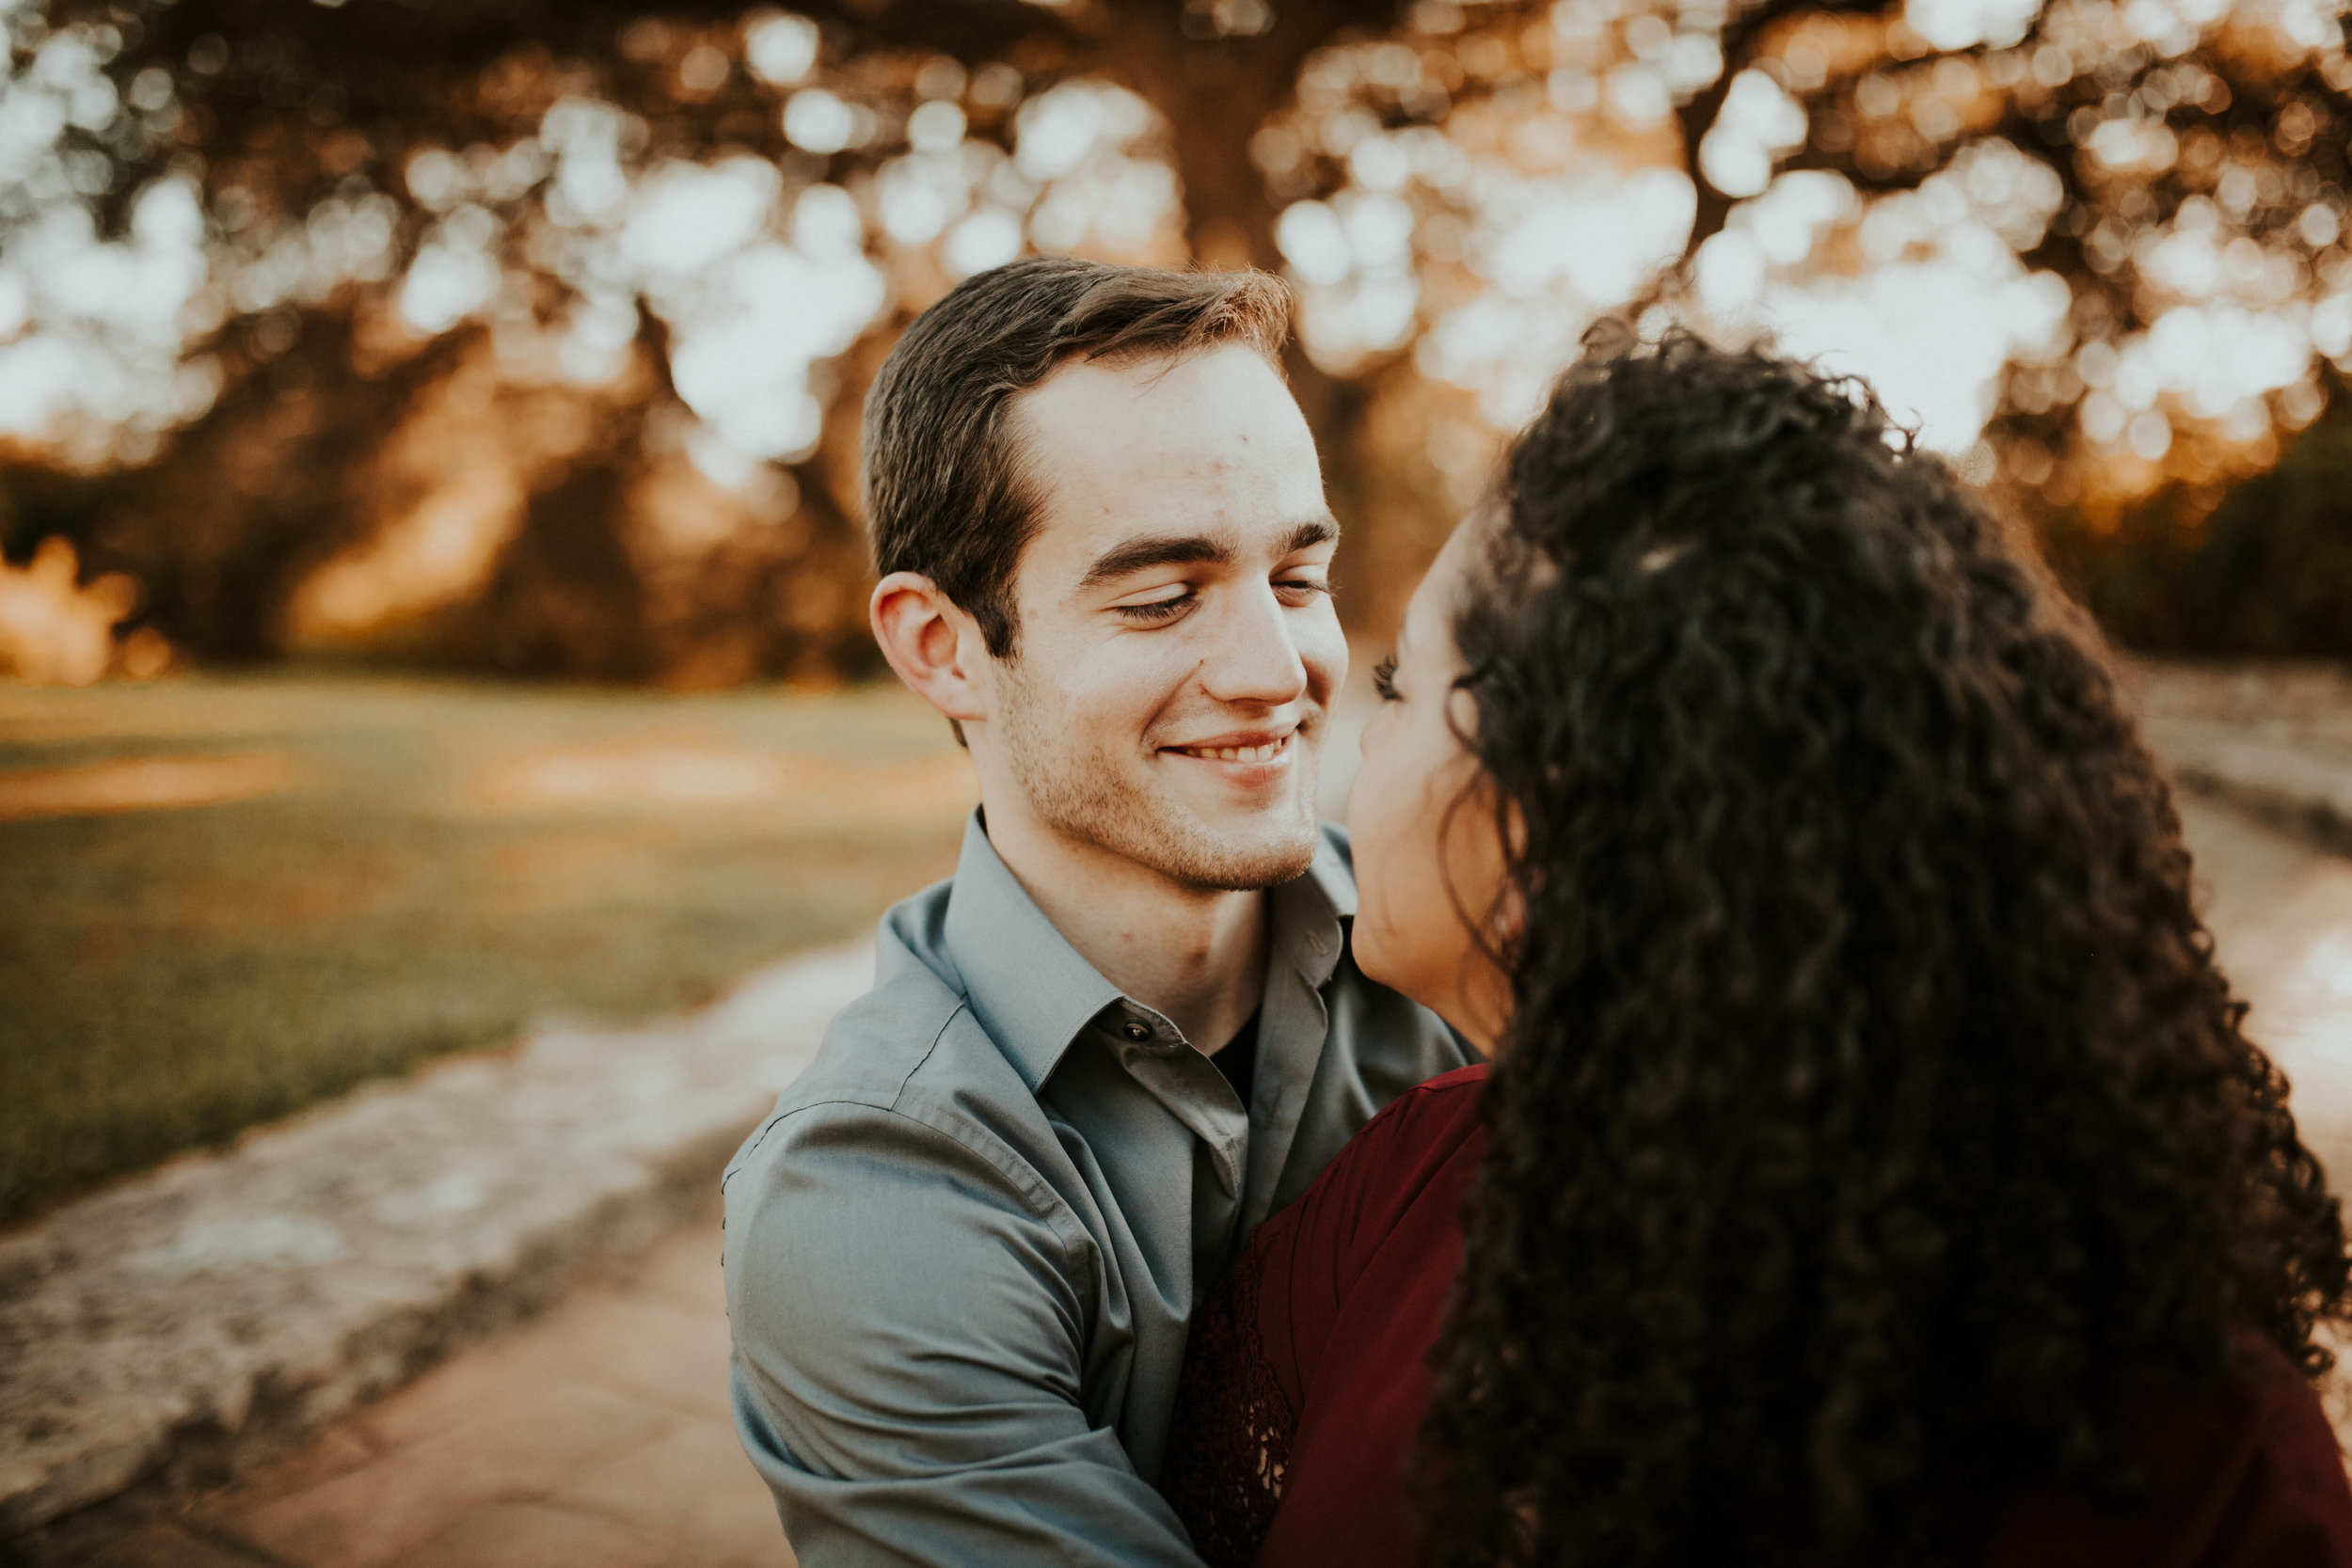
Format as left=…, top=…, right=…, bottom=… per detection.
left=723, top=812, right=1472, bottom=1566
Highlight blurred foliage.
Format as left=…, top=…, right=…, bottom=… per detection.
left=2046, top=369, right=2352, bottom=655
left=0, top=0, right=2348, bottom=672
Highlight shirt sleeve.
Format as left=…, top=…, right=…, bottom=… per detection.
left=1257, top=1066, right=1491, bottom=1397
left=723, top=1100, right=1206, bottom=1568
left=1984, top=1335, right=2352, bottom=1568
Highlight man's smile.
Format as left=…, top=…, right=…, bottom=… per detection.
left=1159, top=726, right=1301, bottom=776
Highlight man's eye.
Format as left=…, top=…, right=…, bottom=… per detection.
left=1372, top=656, right=1399, bottom=701
left=1276, top=578, right=1332, bottom=602
left=1115, top=593, right=1194, bottom=623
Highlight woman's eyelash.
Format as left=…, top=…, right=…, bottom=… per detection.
left=1372, top=656, right=1398, bottom=700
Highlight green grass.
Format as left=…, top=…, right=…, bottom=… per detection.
left=0, top=672, right=974, bottom=1228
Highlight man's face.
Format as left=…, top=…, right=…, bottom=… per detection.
left=974, top=342, right=1343, bottom=893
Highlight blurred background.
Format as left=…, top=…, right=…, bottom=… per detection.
left=5, top=0, right=2352, bottom=676
left=3, top=0, right=2352, bottom=1559
left=4, top=0, right=2352, bottom=1224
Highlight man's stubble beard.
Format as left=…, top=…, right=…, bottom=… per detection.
left=995, top=659, right=1321, bottom=894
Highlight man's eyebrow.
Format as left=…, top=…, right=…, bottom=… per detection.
left=1284, top=515, right=1342, bottom=554
left=1078, top=533, right=1235, bottom=591
left=1076, top=515, right=1342, bottom=592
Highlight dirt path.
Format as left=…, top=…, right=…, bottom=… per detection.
left=2182, top=798, right=2352, bottom=1169
left=102, top=797, right=2352, bottom=1568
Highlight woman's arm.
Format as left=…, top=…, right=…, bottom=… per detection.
left=1159, top=1064, right=1494, bottom=1565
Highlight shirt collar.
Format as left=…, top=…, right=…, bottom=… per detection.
left=942, top=812, right=1125, bottom=1093
left=940, top=809, right=1361, bottom=1091
left=1302, top=821, right=1359, bottom=919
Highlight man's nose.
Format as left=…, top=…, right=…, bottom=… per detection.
left=1198, top=584, right=1309, bottom=707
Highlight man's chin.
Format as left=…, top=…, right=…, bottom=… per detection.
left=1025, top=760, right=1321, bottom=893
left=1152, top=807, right=1321, bottom=893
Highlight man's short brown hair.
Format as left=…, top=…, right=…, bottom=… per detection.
left=862, top=257, right=1293, bottom=658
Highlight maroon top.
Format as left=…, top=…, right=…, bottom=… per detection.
left=1161, top=1065, right=2352, bottom=1568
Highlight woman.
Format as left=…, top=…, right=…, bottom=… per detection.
left=1159, top=330, right=2352, bottom=1567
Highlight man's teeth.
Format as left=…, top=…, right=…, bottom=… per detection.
left=1183, top=740, right=1284, bottom=763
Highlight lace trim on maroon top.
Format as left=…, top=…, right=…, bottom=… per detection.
left=1160, top=1251, right=1295, bottom=1567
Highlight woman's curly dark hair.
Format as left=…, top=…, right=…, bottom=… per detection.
left=1416, top=326, right=2351, bottom=1568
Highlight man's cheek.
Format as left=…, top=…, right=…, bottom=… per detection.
left=1298, top=612, right=1348, bottom=690
left=1056, top=683, right=1143, bottom=756
left=1079, top=652, right=1186, bottom=730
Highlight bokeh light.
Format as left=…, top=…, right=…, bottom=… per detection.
left=2, top=0, right=2349, bottom=678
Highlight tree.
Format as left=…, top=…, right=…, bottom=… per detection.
left=8, top=0, right=2351, bottom=675
left=2044, top=368, right=2352, bottom=655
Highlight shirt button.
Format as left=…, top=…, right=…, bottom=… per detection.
left=1121, top=1021, right=1152, bottom=1043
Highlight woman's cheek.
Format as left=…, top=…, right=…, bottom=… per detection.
left=1344, top=758, right=1406, bottom=988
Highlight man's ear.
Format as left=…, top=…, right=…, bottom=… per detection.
left=870, top=572, right=990, bottom=730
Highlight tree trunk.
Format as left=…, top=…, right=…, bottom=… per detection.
left=88, top=312, right=473, bottom=661
left=1102, top=0, right=1383, bottom=609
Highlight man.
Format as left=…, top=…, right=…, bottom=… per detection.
left=723, top=257, right=1473, bottom=1564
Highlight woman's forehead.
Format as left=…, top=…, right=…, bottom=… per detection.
left=1403, top=518, right=1486, bottom=648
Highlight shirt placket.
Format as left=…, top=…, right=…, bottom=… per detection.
left=1104, top=1005, right=1250, bottom=1284
left=1239, top=876, right=1343, bottom=1234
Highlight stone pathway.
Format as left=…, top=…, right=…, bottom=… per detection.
left=102, top=1202, right=785, bottom=1568
left=94, top=795, right=2352, bottom=1568
left=5, top=943, right=872, bottom=1565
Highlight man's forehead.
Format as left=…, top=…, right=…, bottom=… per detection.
left=1021, top=341, right=1296, bottom=438
left=1010, top=349, right=1325, bottom=561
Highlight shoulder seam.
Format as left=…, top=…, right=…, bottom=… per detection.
left=729, top=988, right=971, bottom=1178
left=738, top=1031, right=1096, bottom=1264
left=885, top=995, right=967, bottom=1111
